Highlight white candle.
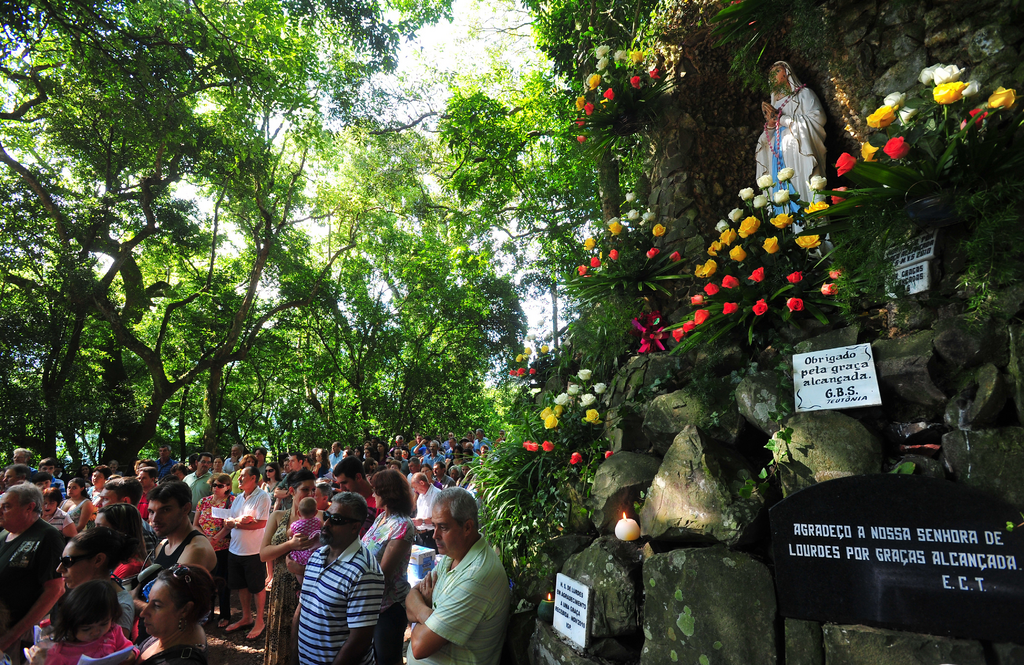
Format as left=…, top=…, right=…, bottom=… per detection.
left=615, top=513, right=640, bottom=541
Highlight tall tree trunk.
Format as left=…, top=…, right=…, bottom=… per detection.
left=550, top=276, right=559, bottom=348
left=203, top=364, right=223, bottom=453
left=178, top=383, right=190, bottom=456
left=597, top=153, right=622, bottom=222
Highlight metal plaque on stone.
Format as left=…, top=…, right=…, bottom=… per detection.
left=553, top=572, right=593, bottom=649
left=792, top=343, right=882, bottom=412
left=771, top=474, right=1024, bottom=643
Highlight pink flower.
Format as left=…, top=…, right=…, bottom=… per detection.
left=829, top=268, right=842, bottom=279
left=647, top=248, right=660, bottom=259
left=883, top=136, right=910, bottom=160
left=786, top=297, right=804, bottom=312
left=721, top=275, right=740, bottom=289
left=603, top=88, right=615, bottom=101
left=590, top=257, right=601, bottom=268
left=690, top=294, right=705, bottom=305
left=821, top=283, right=838, bottom=296
left=672, top=328, right=685, bottom=342
left=752, top=299, right=768, bottom=316
left=682, top=321, right=696, bottom=333
left=786, top=271, right=803, bottom=283
left=748, top=267, right=764, bottom=283
left=649, top=68, right=661, bottom=79
left=836, top=152, right=857, bottom=177
left=604, top=450, right=613, bottom=459
left=584, top=102, right=594, bottom=116
left=609, top=249, right=619, bottom=260
left=542, top=441, right=554, bottom=452
left=570, top=452, right=583, bottom=465
left=722, top=302, right=739, bottom=315
left=704, top=283, right=720, bottom=296
left=577, top=136, right=586, bottom=143
left=577, top=265, right=588, bottom=276
left=694, top=309, right=710, bottom=325
left=630, top=76, right=642, bottom=89
left=670, top=251, right=681, bottom=262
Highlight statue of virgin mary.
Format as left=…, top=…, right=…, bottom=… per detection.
left=755, top=62, right=827, bottom=218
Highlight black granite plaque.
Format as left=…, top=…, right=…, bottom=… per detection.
left=771, top=474, right=1024, bottom=643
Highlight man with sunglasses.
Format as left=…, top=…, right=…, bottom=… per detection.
left=0, top=484, right=65, bottom=663
left=291, top=492, right=383, bottom=665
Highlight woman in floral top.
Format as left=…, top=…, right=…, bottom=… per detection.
left=361, top=469, right=415, bottom=665
left=192, top=472, right=234, bottom=627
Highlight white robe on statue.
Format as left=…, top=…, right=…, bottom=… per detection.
left=755, top=62, right=827, bottom=216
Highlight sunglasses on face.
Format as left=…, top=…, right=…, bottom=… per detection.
left=59, top=553, right=92, bottom=568
left=212, top=483, right=227, bottom=488
left=322, top=511, right=361, bottom=526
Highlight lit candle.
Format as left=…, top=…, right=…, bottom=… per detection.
left=615, top=512, right=640, bottom=541
left=538, top=592, right=555, bottom=623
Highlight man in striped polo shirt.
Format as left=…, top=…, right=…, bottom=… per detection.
left=291, top=491, right=384, bottom=665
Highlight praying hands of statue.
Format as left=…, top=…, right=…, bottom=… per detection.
left=762, top=101, right=779, bottom=130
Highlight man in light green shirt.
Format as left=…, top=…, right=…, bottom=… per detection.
left=406, top=488, right=510, bottom=665
left=183, top=451, right=214, bottom=507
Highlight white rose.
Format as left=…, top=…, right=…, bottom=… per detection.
left=882, top=92, right=905, bottom=110
left=932, top=64, right=962, bottom=85
left=756, top=174, right=774, bottom=189
left=593, top=382, right=607, bottom=394
left=609, top=216, right=620, bottom=225
left=752, top=195, right=768, bottom=209
left=899, top=106, right=919, bottom=123
left=739, top=188, right=754, bottom=201
left=919, top=64, right=941, bottom=85
left=596, top=45, right=611, bottom=59
left=777, top=167, right=795, bottom=182
left=530, top=388, right=542, bottom=395
left=625, top=192, right=636, bottom=202
left=716, top=220, right=730, bottom=233
left=597, top=57, right=609, bottom=71
left=567, top=384, right=581, bottom=395
left=963, top=80, right=980, bottom=97
left=773, top=190, right=790, bottom=205
left=728, top=208, right=743, bottom=222
left=614, top=49, right=628, bottom=62
left=626, top=209, right=639, bottom=220
left=577, top=369, right=592, bottom=381
left=580, top=394, right=596, bottom=407
left=809, top=175, right=827, bottom=191
left=642, top=211, right=655, bottom=222
left=554, top=393, right=570, bottom=405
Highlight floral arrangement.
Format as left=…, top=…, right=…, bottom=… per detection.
left=572, top=44, right=672, bottom=153
left=667, top=173, right=839, bottom=350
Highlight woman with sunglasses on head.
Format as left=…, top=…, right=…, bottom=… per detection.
left=190, top=474, right=233, bottom=628
left=57, top=527, right=140, bottom=638
left=137, top=565, right=213, bottom=665
left=258, top=469, right=319, bottom=665
left=96, top=504, right=148, bottom=590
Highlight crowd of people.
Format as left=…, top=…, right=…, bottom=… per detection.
left=0, top=431, right=511, bottom=665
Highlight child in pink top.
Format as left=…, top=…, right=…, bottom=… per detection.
left=30, top=580, right=137, bottom=665
left=288, top=497, right=322, bottom=566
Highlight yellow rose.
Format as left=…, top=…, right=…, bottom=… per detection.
left=933, top=81, right=968, bottom=105
left=553, top=405, right=565, bottom=417
left=738, top=216, right=760, bottom=238
left=584, top=237, right=596, bottom=250
left=795, top=235, right=822, bottom=249
left=719, top=228, right=738, bottom=246
left=588, top=74, right=602, bottom=90
left=652, top=224, right=666, bottom=237
left=988, top=86, right=1017, bottom=109
left=583, top=409, right=601, bottom=424
left=763, top=236, right=780, bottom=254
left=575, top=95, right=586, bottom=111
left=695, top=259, right=718, bottom=278
left=805, top=201, right=829, bottom=213
left=524, top=347, right=532, bottom=355
left=866, top=105, right=895, bottom=129
left=861, top=142, right=879, bottom=162
left=541, top=345, right=549, bottom=353
left=729, top=245, right=747, bottom=262
left=770, top=213, right=793, bottom=228
left=544, top=414, right=559, bottom=429
left=707, top=240, right=723, bottom=257
left=540, top=407, right=553, bottom=419
left=609, top=221, right=624, bottom=235
left=515, top=354, right=524, bottom=362
left=630, top=50, right=644, bottom=65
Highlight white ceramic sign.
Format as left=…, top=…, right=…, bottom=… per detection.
left=885, top=230, right=938, bottom=269
left=889, top=260, right=932, bottom=296
left=792, top=343, right=882, bottom=412
left=553, top=573, right=592, bottom=649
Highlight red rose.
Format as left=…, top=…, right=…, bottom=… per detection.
left=883, top=136, right=910, bottom=160
left=542, top=441, right=554, bottom=452
left=522, top=440, right=531, bottom=449
left=836, top=152, right=857, bottom=177
left=821, top=283, right=838, bottom=296
left=603, top=88, right=615, bottom=101
left=704, top=283, right=720, bottom=296
left=649, top=68, right=660, bottom=79
left=670, top=251, right=681, bottom=262
left=570, top=452, right=583, bottom=465
left=786, top=297, right=804, bottom=312
left=722, top=302, right=739, bottom=315
left=694, top=309, right=710, bottom=325
left=526, top=441, right=539, bottom=452
left=517, top=367, right=526, bottom=376
left=961, top=109, right=988, bottom=129
left=575, top=120, right=585, bottom=127
left=604, top=450, right=613, bottom=459
left=630, top=76, right=642, bottom=89
left=748, top=267, right=764, bottom=283
left=752, top=299, right=768, bottom=316
left=786, top=271, right=803, bottom=283
left=590, top=257, right=601, bottom=268
left=690, top=294, right=705, bottom=305
left=647, top=248, right=660, bottom=259
left=529, top=368, right=536, bottom=375
left=577, top=265, right=588, bottom=276
left=577, top=136, right=586, bottom=143
left=831, top=187, right=848, bottom=204
left=509, top=370, right=516, bottom=376
left=584, top=102, right=594, bottom=116
left=721, top=275, right=739, bottom=289
left=682, top=321, right=696, bottom=333
left=829, top=268, right=842, bottom=279
left=609, top=249, right=619, bottom=260
left=672, top=328, right=685, bottom=342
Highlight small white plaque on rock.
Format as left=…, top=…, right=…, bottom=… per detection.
left=553, top=572, right=592, bottom=649
left=792, top=343, right=882, bottom=413
left=884, top=230, right=938, bottom=269
left=888, top=260, right=932, bottom=296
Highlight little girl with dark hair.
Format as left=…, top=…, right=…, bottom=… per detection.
left=29, top=580, right=137, bottom=665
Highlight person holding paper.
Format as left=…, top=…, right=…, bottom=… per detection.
left=221, top=468, right=271, bottom=639
left=25, top=579, right=137, bottom=665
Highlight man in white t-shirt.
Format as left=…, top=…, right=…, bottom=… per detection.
left=411, top=473, right=439, bottom=549
left=222, top=466, right=272, bottom=639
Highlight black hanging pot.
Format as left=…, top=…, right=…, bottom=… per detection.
left=905, top=190, right=959, bottom=229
